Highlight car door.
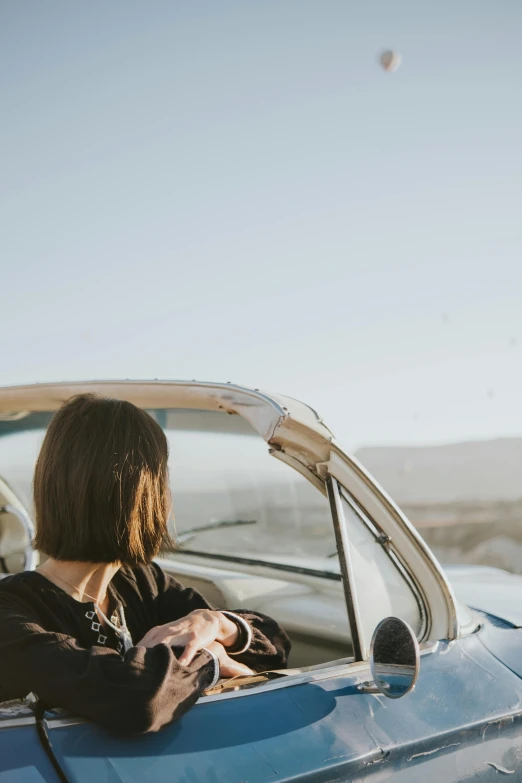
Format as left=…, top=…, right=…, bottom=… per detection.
left=41, top=623, right=522, bottom=783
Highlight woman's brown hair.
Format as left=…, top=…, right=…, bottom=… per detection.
left=33, top=394, right=173, bottom=565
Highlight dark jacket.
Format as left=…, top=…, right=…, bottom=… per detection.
left=0, top=563, right=290, bottom=735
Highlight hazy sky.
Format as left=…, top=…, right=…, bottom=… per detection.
left=2, top=1, right=522, bottom=451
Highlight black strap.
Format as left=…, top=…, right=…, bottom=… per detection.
left=33, top=700, right=70, bottom=783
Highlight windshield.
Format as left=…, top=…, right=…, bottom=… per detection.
left=0, top=407, right=336, bottom=566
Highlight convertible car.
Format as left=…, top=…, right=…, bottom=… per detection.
left=2, top=380, right=522, bottom=782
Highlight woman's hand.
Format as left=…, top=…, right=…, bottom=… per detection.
left=205, top=641, right=255, bottom=678
left=136, top=609, right=240, bottom=665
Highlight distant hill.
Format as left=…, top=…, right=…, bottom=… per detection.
left=356, top=438, right=522, bottom=572
left=355, top=438, right=522, bottom=506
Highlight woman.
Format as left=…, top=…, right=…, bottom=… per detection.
left=0, top=394, right=290, bottom=735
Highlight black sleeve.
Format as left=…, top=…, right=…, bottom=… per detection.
left=151, top=563, right=291, bottom=672
left=0, top=595, right=215, bottom=736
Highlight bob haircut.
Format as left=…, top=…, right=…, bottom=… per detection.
left=33, top=394, right=173, bottom=565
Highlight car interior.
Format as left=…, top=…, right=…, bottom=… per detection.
left=161, top=553, right=353, bottom=670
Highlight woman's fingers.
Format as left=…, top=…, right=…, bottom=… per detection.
left=136, top=612, right=222, bottom=657
left=137, top=626, right=205, bottom=661
left=137, top=626, right=190, bottom=648
left=219, top=657, right=255, bottom=678
left=137, top=627, right=164, bottom=646
left=203, top=641, right=255, bottom=678
left=178, top=638, right=201, bottom=666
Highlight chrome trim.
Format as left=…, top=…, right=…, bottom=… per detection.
left=41, top=715, right=87, bottom=729
left=269, top=448, right=326, bottom=494
left=356, top=681, right=382, bottom=694
left=0, top=716, right=36, bottom=729
left=332, top=444, right=459, bottom=639
left=339, top=488, right=430, bottom=642
left=326, top=476, right=364, bottom=661
left=420, top=640, right=440, bottom=656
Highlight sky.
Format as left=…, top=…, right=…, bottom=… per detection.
left=2, top=1, right=522, bottom=451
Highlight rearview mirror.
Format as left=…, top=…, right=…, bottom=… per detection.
left=358, top=616, right=420, bottom=699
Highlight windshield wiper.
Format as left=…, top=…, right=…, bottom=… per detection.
left=176, top=519, right=256, bottom=545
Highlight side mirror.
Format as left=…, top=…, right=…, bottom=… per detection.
left=358, top=617, right=420, bottom=699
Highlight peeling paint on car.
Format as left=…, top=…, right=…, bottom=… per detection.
left=485, top=762, right=515, bottom=774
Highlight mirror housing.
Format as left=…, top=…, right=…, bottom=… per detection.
left=358, top=616, right=420, bottom=699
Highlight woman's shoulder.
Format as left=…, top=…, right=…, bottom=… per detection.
left=0, top=571, right=37, bottom=596
left=0, top=571, right=42, bottom=614
left=114, top=562, right=175, bottom=599
left=115, top=562, right=190, bottom=604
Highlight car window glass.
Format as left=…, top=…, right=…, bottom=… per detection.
left=165, top=422, right=336, bottom=566
left=341, top=492, right=423, bottom=650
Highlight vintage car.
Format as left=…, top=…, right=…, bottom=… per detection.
left=2, top=380, right=522, bottom=782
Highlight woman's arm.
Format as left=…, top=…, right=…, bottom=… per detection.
left=214, top=608, right=292, bottom=673
left=150, top=563, right=291, bottom=672
left=0, top=595, right=217, bottom=736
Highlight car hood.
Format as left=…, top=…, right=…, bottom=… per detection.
left=178, top=551, right=521, bottom=628
left=444, top=564, right=522, bottom=627
left=235, top=556, right=522, bottom=628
